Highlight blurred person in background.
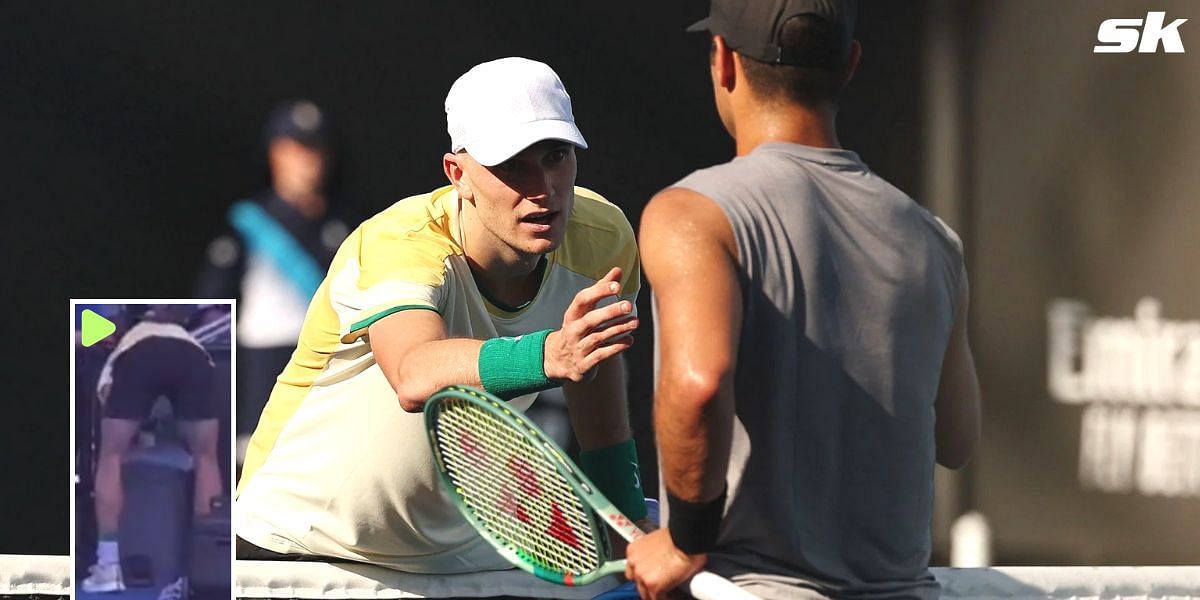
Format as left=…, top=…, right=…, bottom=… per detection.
left=82, top=305, right=219, bottom=593
left=626, top=1, right=981, bottom=598
left=196, top=100, right=352, bottom=467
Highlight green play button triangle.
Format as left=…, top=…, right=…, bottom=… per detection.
left=81, top=309, right=116, bottom=347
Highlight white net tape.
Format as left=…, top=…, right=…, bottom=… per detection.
left=235, top=559, right=618, bottom=599
left=233, top=562, right=1200, bottom=599
left=935, top=566, right=1200, bottom=600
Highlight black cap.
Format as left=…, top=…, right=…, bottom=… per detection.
left=264, top=100, right=328, bottom=147
left=688, top=0, right=856, bottom=66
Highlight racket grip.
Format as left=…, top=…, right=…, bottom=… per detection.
left=686, top=570, right=762, bottom=600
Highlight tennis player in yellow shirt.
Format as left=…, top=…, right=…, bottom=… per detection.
left=234, top=57, right=650, bottom=574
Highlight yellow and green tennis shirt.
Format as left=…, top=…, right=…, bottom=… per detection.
left=234, top=185, right=639, bottom=571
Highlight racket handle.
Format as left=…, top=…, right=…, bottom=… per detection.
left=686, top=570, right=762, bottom=600
left=604, top=507, right=759, bottom=597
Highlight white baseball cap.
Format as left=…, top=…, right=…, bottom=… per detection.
left=445, top=57, right=588, bottom=167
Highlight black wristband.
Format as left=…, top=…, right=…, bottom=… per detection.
left=666, top=487, right=727, bottom=555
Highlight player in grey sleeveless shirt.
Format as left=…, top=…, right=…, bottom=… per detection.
left=626, top=1, right=982, bottom=599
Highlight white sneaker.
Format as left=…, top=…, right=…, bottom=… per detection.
left=157, top=576, right=188, bottom=600
left=81, top=562, right=126, bottom=593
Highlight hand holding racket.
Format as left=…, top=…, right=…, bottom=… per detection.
left=425, top=385, right=759, bottom=600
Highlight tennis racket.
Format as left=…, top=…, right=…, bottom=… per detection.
left=425, top=385, right=759, bottom=600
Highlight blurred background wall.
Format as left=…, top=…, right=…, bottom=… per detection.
left=965, top=0, right=1200, bottom=564
left=2, top=0, right=1196, bottom=564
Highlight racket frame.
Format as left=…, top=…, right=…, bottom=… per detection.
left=425, top=385, right=632, bottom=586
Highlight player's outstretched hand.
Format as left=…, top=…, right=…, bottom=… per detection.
left=544, top=267, right=638, bottom=383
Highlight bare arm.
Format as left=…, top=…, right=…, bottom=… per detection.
left=370, top=267, right=639, bottom=412
left=934, top=274, right=981, bottom=469
left=564, top=355, right=633, bottom=451
left=564, top=354, right=646, bottom=556
left=641, top=188, right=741, bottom=503
left=369, top=309, right=482, bottom=412
left=625, top=188, right=739, bottom=594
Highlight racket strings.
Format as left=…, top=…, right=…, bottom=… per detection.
left=434, top=397, right=602, bottom=576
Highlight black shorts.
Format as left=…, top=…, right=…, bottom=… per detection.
left=105, top=337, right=216, bottom=421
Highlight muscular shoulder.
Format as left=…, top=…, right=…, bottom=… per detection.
left=342, top=186, right=463, bottom=288
left=558, top=187, right=638, bottom=286
left=640, top=187, right=735, bottom=262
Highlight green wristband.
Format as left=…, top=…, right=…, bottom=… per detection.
left=579, top=439, right=647, bottom=521
left=478, top=329, right=555, bottom=400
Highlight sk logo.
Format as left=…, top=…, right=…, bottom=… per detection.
left=1094, top=12, right=1188, bottom=53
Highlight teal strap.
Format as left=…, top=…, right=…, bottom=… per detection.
left=229, top=200, right=325, bottom=299
left=478, top=329, right=555, bottom=400
left=579, top=439, right=647, bottom=521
